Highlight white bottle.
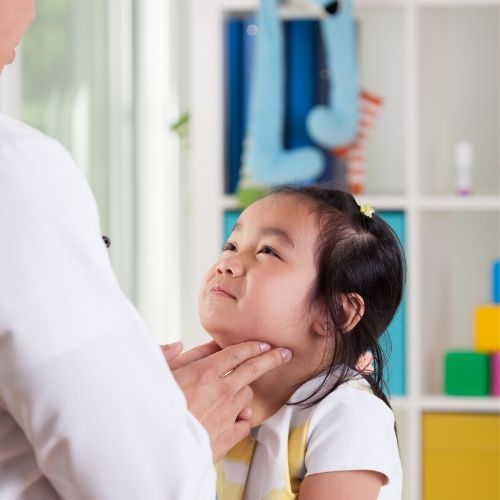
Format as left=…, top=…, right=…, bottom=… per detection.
left=454, top=141, right=474, bottom=196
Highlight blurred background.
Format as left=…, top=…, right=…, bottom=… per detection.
left=0, top=1, right=498, bottom=499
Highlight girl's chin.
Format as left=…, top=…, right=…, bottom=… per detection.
left=207, top=332, right=253, bottom=350
left=208, top=337, right=236, bottom=350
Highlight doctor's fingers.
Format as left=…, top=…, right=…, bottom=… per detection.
left=209, top=341, right=289, bottom=378
left=212, top=419, right=252, bottom=464
left=231, top=385, right=253, bottom=419
left=160, top=341, right=184, bottom=365
left=225, top=347, right=293, bottom=394
left=167, top=340, right=220, bottom=370
left=237, top=406, right=253, bottom=421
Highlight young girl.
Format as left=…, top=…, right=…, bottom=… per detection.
left=198, top=186, right=405, bottom=500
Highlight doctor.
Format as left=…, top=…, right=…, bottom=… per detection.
left=0, top=1, right=292, bottom=498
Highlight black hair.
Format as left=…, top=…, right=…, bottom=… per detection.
left=269, top=186, right=406, bottom=409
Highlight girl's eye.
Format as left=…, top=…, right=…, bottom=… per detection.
left=258, top=245, right=280, bottom=258
left=223, top=242, right=237, bottom=252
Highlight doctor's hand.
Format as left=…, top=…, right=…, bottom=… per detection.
left=161, top=341, right=292, bottom=463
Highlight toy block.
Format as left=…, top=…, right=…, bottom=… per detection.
left=493, top=260, right=500, bottom=304
left=491, top=352, right=500, bottom=396
left=474, top=305, right=500, bottom=352
left=423, top=413, right=500, bottom=500
left=444, top=351, right=489, bottom=396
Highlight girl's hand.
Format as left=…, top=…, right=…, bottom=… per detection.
left=356, top=351, right=374, bottom=374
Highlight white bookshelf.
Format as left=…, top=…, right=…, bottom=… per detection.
left=186, top=1, right=500, bottom=499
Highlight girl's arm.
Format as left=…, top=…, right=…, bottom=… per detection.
left=299, top=470, right=385, bottom=499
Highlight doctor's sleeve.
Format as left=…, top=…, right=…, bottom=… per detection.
left=0, top=133, right=215, bottom=499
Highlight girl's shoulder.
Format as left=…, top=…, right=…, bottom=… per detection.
left=295, top=375, right=401, bottom=495
left=290, top=373, right=394, bottom=425
left=310, top=376, right=395, bottom=436
left=287, top=373, right=398, bottom=462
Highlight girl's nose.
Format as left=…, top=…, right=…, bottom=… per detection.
left=216, top=256, right=243, bottom=276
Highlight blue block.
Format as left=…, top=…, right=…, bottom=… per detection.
left=493, top=260, right=500, bottom=304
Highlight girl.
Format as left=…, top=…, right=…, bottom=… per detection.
left=198, top=186, right=405, bottom=500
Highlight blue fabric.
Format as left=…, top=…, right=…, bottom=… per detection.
left=224, top=19, right=244, bottom=194
left=242, top=17, right=257, bottom=135
left=284, top=21, right=316, bottom=150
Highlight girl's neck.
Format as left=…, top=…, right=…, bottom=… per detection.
left=248, top=364, right=306, bottom=427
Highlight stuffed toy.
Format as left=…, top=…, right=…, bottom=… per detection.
left=237, top=0, right=324, bottom=207
left=237, top=0, right=359, bottom=206
left=306, top=0, right=359, bottom=148
left=333, top=89, right=383, bottom=194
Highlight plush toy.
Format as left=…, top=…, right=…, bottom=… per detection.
left=237, top=0, right=359, bottom=206
left=333, top=89, right=383, bottom=194
left=237, top=0, right=324, bottom=207
left=306, top=0, right=359, bottom=148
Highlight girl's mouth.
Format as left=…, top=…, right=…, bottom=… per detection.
left=210, top=285, right=237, bottom=299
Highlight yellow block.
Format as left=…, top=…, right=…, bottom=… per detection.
left=423, top=413, right=500, bottom=500
left=475, top=305, right=500, bottom=352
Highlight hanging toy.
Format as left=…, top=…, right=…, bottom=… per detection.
left=237, top=0, right=324, bottom=207
left=334, top=89, right=383, bottom=194
left=306, top=0, right=359, bottom=148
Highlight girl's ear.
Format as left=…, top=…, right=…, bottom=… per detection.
left=311, top=293, right=365, bottom=336
left=311, top=301, right=329, bottom=337
left=342, top=293, right=365, bottom=332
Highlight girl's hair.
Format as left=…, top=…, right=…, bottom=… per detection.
left=270, top=186, right=406, bottom=408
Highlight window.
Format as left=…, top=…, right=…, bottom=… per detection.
left=0, top=0, right=183, bottom=344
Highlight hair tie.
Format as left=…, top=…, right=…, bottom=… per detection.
left=359, top=204, right=375, bottom=218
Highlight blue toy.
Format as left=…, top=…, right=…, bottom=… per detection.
left=240, top=0, right=323, bottom=191
left=237, top=0, right=359, bottom=205
left=306, top=0, right=359, bottom=148
left=492, top=259, right=500, bottom=304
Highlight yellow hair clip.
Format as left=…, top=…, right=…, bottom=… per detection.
left=359, top=204, right=375, bottom=218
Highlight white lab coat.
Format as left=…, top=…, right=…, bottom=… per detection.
left=0, top=113, right=215, bottom=499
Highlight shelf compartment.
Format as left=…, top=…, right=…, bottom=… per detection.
left=420, top=211, right=500, bottom=395
left=356, top=5, right=407, bottom=195
left=221, top=4, right=407, bottom=196
left=423, top=413, right=500, bottom=499
left=419, top=6, right=500, bottom=197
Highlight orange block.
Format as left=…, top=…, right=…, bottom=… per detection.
left=475, top=305, right=500, bottom=352
left=423, top=413, right=500, bottom=500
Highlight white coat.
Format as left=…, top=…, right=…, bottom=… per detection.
left=0, top=113, right=215, bottom=499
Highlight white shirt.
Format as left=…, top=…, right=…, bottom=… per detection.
left=0, top=113, right=215, bottom=500
left=217, top=375, right=402, bottom=500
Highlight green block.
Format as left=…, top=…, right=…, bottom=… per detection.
left=444, top=351, right=490, bottom=396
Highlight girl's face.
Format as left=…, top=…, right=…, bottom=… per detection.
left=199, top=195, right=321, bottom=353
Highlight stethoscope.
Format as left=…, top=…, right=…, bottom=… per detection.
left=102, top=235, right=111, bottom=248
